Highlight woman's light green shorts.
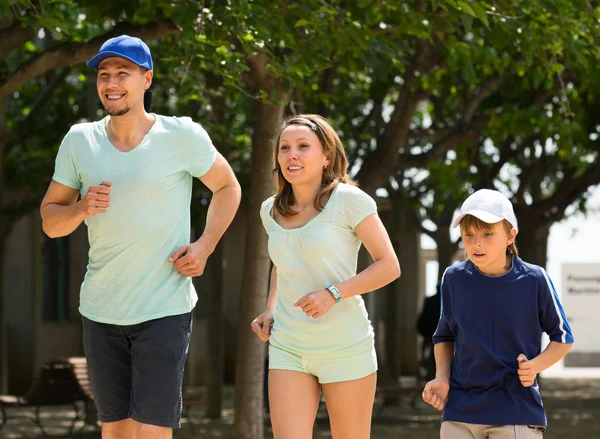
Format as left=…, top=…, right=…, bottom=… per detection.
left=268, top=343, right=377, bottom=384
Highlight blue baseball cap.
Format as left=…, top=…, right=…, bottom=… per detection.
left=87, top=35, right=153, bottom=70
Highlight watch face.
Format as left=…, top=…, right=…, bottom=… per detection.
left=327, top=285, right=341, bottom=302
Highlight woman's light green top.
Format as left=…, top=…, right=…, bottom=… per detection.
left=260, top=183, right=377, bottom=357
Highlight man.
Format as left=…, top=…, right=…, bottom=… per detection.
left=40, top=35, right=241, bottom=439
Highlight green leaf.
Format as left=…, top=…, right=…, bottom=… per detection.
left=472, top=3, right=489, bottom=28
left=295, top=19, right=310, bottom=28
left=458, top=1, right=476, bottom=17
left=461, top=14, right=473, bottom=33
left=462, top=58, right=476, bottom=82
left=550, top=62, right=565, bottom=74
left=431, top=0, right=441, bottom=11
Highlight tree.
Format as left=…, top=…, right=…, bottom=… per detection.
left=297, top=0, right=600, bottom=375
left=179, top=2, right=385, bottom=437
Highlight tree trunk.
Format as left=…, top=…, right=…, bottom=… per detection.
left=0, top=97, right=9, bottom=393
left=433, top=229, right=460, bottom=284
left=387, top=193, right=421, bottom=378
left=383, top=274, right=400, bottom=381
left=234, top=70, right=288, bottom=438
left=204, top=240, right=224, bottom=419
left=513, top=216, right=550, bottom=268
left=368, top=208, right=394, bottom=385
left=0, top=219, right=9, bottom=394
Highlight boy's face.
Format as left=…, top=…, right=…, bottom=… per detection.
left=461, top=221, right=517, bottom=276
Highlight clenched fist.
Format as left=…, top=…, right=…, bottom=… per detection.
left=251, top=311, right=274, bottom=342
left=422, top=378, right=450, bottom=411
left=294, top=289, right=336, bottom=318
left=78, top=181, right=111, bottom=218
left=517, top=354, right=537, bottom=387
left=168, top=241, right=210, bottom=277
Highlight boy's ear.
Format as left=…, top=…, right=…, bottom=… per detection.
left=507, top=227, right=517, bottom=244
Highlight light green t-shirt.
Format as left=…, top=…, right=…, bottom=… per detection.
left=260, top=183, right=377, bottom=357
left=52, top=115, right=217, bottom=325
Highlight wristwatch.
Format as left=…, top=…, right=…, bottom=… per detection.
left=326, top=285, right=341, bottom=303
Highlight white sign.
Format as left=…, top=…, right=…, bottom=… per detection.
left=562, top=264, right=600, bottom=353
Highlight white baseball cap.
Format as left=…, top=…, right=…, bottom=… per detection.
left=452, top=189, right=518, bottom=232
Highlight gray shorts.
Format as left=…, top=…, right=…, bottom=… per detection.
left=441, top=421, right=545, bottom=439
left=82, top=313, right=193, bottom=428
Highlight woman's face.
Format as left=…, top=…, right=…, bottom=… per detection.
left=278, top=124, right=330, bottom=186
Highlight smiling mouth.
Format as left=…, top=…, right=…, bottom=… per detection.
left=105, top=93, right=125, bottom=101
left=287, top=165, right=303, bottom=171
left=473, top=252, right=485, bottom=257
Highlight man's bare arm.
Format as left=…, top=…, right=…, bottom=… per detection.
left=40, top=180, right=112, bottom=238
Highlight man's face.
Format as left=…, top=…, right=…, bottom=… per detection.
left=96, top=57, right=152, bottom=116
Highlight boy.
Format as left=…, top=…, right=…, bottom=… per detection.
left=422, top=189, right=573, bottom=438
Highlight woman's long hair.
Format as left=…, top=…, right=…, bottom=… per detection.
left=272, top=114, right=355, bottom=216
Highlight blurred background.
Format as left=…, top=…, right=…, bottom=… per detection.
left=1, top=0, right=599, bottom=437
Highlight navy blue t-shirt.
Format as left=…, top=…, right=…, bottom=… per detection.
left=433, top=256, right=574, bottom=426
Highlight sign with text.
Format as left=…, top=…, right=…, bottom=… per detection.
left=562, top=264, right=600, bottom=366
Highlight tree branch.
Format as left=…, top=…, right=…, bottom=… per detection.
left=25, top=68, right=70, bottom=127
left=493, top=136, right=516, bottom=173
left=531, top=88, right=553, bottom=109
left=2, top=68, right=71, bottom=160
left=409, top=123, right=456, bottom=141
left=206, top=73, right=234, bottom=159
left=0, top=20, right=180, bottom=98
left=354, top=39, right=439, bottom=193
left=463, top=74, right=509, bottom=124
left=316, top=62, right=338, bottom=116
left=0, top=20, right=36, bottom=61
left=401, top=117, right=488, bottom=169
left=347, top=85, right=390, bottom=170
left=533, top=164, right=600, bottom=224
left=472, top=134, right=518, bottom=189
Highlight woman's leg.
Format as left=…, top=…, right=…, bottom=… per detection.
left=269, top=370, right=321, bottom=439
left=320, top=372, right=377, bottom=439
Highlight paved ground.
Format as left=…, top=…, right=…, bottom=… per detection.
left=1, top=377, right=599, bottom=438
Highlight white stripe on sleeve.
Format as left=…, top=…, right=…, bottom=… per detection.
left=541, top=267, right=567, bottom=343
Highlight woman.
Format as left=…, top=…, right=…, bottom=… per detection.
left=251, top=114, right=400, bottom=439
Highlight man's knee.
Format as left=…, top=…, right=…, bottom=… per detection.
left=101, top=419, right=171, bottom=439
left=139, top=424, right=172, bottom=439
left=101, top=418, right=140, bottom=439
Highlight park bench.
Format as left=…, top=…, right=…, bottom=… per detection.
left=0, top=359, right=94, bottom=436
left=0, top=356, right=204, bottom=435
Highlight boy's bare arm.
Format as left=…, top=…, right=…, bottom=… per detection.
left=517, top=341, right=573, bottom=387
left=434, top=342, right=454, bottom=382
left=422, top=342, right=454, bottom=411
